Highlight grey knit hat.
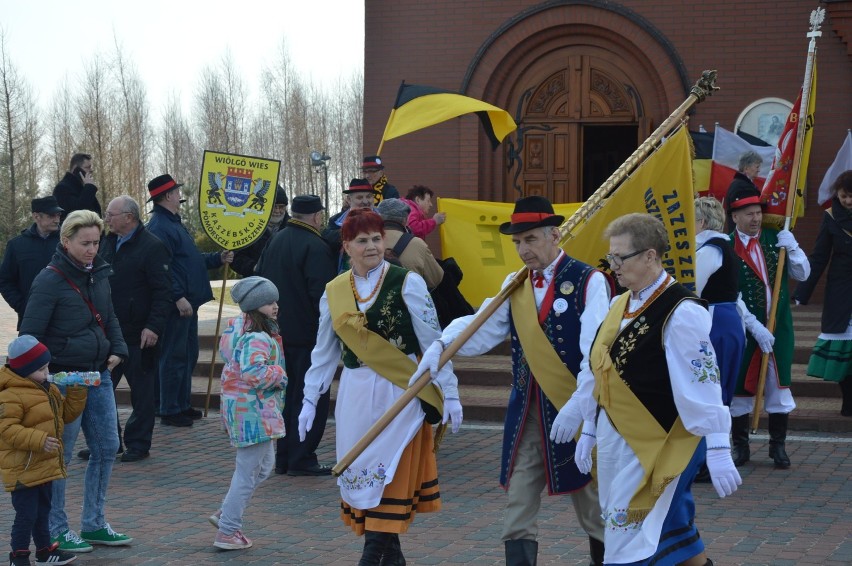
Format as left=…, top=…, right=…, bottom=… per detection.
left=230, top=276, right=279, bottom=312
left=376, top=198, right=411, bottom=225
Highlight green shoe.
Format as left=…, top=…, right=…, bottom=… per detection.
left=80, top=524, right=133, bottom=546
left=51, top=529, right=94, bottom=553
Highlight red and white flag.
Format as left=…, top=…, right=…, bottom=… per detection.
left=817, top=130, right=852, bottom=207
left=707, top=126, right=775, bottom=202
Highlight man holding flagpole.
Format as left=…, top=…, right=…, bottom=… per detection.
left=411, top=196, right=610, bottom=566
left=726, top=185, right=810, bottom=469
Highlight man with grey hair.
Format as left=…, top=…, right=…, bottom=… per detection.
left=100, top=195, right=172, bottom=462
left=724, top=150, right=763, bottom=231
left=376, top=198, right=444, bottom=289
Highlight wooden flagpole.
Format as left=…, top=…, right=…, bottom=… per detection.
left=332, top=70, right=720, bottom=477
left=204, top=263, right=230, bottom=418
left=751, top=8, right=823, bottom=433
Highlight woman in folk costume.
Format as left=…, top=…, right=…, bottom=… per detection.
left=794, top=170, right=852, bottom=417
left=580, top=213, right=741, bottom=565
left=298, top=209, right=463, bottom=566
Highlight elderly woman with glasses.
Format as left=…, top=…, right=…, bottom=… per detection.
left=581, top=213, right=740, bottom=566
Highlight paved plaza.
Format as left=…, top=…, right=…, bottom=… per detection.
left=1, top=297, right=851, bottom=564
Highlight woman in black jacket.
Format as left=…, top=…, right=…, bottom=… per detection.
left=794, top=171, right=852, bottom=417
left=20, top=210, right=132, bottom=552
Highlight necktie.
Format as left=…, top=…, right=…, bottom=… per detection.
left=532, top=271, right=545, bottom=288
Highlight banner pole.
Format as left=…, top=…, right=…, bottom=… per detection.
left=204, top=262, right=230, bottom=418
left=751, top=8, right=823, bottom=433
left=331, top=70, right=720, bottom=477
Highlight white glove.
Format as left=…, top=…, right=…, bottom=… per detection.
left=775, top=229, right=799, bottom=252
left=442, top=397, right=463, bottom=433
left=750, top=323, right=775, bottom=353
left=705, top=448, right=742, bottom=498
left=550, top=402, right=583, bottom=444
left=409, top=341, right=444, bottom=387
left=575, top=421, right=596, bottom=474
left=297, top=399, right=317, bottom=442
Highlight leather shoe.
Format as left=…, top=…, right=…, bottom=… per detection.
left=274, top=466, right=288, bottom=475
left=287, top=464, right=332, bottom=476
left=121, top=449, right=150, bottom=462
left=78, top=446, right=123, bottom=460
left=182, top=407, right=203, bottom=420
left=161, top=413, right=193, bottom=427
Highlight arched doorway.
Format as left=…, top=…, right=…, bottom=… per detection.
left=461, top=3, right=688, bottom=204
left=505, top=51, right=647, bottom=203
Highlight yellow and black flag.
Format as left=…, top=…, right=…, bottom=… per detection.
left=378, top=81, right=517, bottom=153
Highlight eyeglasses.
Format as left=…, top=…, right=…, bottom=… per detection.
left=605, top=249, right=648, bottom=269
left=104, top=210, right=132, bottom=219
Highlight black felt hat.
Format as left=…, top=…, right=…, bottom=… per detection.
left=726, top=184, right=766, bottom=211
left=498, top=196, right=564, bottom=235
left=291, top=195, right=324, bottom=214
left=343, top=178, right=378, bottom=194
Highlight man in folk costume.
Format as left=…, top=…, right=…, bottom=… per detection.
left=361, top=155, right=400, bottom=206
left=727, top=184, right=810, bottom=469
left=589, top=213, right=740, bottom=565
left=413, top=196, right=610, bottom=565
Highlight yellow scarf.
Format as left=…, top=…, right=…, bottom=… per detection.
left=325, top=271, right=444, bottom=414
left=591, top=292, right=700, bottom=524
left=509, top=277, right=577, bottom=410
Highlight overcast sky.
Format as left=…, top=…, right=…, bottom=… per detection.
left=1, top=0, right=365, bottom=115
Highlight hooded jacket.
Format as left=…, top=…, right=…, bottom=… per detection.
left=19, top=247, right=128, bottom=372
left=0, top=366, right=87, bottom=491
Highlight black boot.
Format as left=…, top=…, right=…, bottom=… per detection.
left=9, top=550, right=31, bottom=566
left=730, top=414, right=750, bottom=467
left=840, top=378, right=852, bottom=417
left=359, top=531, right=392, bottom=566
left=768, top=413, right=791, bottom=469
left=505, top=539, right=538, bottom=566
left=379, top=533, right=406, bottom=566
left=589, top=536, right=605, bottom=566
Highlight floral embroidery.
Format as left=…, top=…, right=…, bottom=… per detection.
left=416, top=294, right=440, bottom=331
left=377, top=289, right=406, bottom=350
left=339, top=463, right=388, bottom=490
left=604, top=508, right=642, bottom=532
left=690, top=340, right=720, bottom=384
left=612, top=322, right=650, bottom=372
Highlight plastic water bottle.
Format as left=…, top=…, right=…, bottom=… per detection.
left=48, top=371, right=101, bottom=387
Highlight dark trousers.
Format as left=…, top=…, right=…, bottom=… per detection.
left=10, top=482, right=51, bottom=551
left=275, top=345, right=331, bottom=471
left=158, top=312, right=199, bottom=415
left=112, top=344, right=158, bottom=453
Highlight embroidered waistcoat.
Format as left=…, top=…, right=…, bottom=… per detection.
left=609, top=284, right=700, bottom=431
left=341, top=266, right=419, bottom=368
left=502, top=256, right=594, bottom=495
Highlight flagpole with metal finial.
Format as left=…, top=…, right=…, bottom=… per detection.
left=332, top=70, right=720, bottom=477
left=751, top=7, right=823, bottom=434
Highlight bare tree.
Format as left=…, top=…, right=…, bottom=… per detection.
left=195, top=51, right=247, bottom=155
left=112, top=37, right=150, bottom=205
left=0, top=29, right=43, bottom=247
left=155, top=93, right=200, bottom=230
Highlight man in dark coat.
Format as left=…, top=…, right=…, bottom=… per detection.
left=258, top=194, right=337, bottom=475
left=231, top=185, right=290, bottom=277
left=101, top=195, right=172, bottom=461
left=145, top=174, right=233, bottom=427
left=0, top=196, right=64, bottom=329
left=361, top=154, right=399, bottom=206
left=52, top=153, right=102, bottom=221
left=323, top=178, right=377, bottom=272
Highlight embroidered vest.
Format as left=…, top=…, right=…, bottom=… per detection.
left=700, top=237, right=739, bottom=303
left=609, top=284, right=701, bottom=431
left=341, top=265, right=419, bottom=368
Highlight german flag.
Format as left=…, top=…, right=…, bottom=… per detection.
left=378, top=82, right=517, bottom=152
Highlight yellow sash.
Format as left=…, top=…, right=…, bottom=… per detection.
left=325, top=271, right=444, bottom=414
left=509, top=277, right=576, bottom=409
left=591, top=292, right=700, bottom=524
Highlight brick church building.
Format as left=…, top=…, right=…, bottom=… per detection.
left=363, top=0, right=852, bottom=295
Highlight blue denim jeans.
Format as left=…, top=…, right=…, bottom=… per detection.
left=49, top=370, right=121, bottom=536
left=158, top=312, right=199, bottom=416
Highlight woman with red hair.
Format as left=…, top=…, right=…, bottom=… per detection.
left=298, top=209, right=463, bottom=565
